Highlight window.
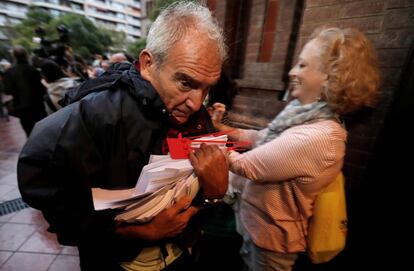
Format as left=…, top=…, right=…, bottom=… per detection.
left=50, top=9, right=61, bottom=17
left=9, top=18, right=21, bottom=24
left=112, top=2, right=124, bottom=10
left=258, top=0, right=280, bottom=62
left=71, top=3, right=82, bottom=11
left=116, top=23, right=126, bottom=31
left=0, top=15, right=6, bottom=25
left=116, top=12, right=125, bottom=19
left=46, top=0, right=60, bottom=4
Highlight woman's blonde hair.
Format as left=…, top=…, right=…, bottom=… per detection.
left=310, top=27, right=381, bottom=115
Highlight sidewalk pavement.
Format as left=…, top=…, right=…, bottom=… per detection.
left=0, top=116, right=80, bottom=271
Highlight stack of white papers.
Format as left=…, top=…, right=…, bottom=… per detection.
left=115, top=174, right=199, bottom=222
left=92, top=155, right=199, bottom=223
left=135, top=155, right=194, bottom=195
left=91, top=134, right=228, bottom=223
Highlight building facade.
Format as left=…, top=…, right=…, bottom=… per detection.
left=0, top=0, right=147, bottom=42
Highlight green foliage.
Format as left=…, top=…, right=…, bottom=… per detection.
left=76, top=46, right=93, bottom=61
left=25, top=6, right=53, bottom=25
left=50, top=13, right=112, bottom=60
left=0, top=42, right=11, bottom=61
left=11, top=6, right=53, bottom=51
left=127, top=38, right=147, bottom=59
left=10, top=6, right=114, bottom=61
left=104, top=29, right=127, bottom=52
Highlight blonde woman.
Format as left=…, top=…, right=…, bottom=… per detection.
left=206, top=27, right=381, bottom=271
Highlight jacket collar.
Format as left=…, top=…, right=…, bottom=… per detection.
left=124, top=62, right=170, bottom=122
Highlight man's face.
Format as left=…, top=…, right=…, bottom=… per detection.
left=140, top=30, right=222, bottom=124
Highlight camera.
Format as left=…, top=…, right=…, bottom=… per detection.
left=33, top=25, right=70, bottom=67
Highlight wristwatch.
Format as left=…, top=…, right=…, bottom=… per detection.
left=203, top=198, right=224, bottom=206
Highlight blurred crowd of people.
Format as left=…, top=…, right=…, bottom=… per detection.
left=0, top=47, right=133, bottom=136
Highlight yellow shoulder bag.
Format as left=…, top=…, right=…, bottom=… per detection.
left=306, top=173, right=348, bottom=263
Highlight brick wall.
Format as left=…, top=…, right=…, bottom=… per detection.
left=227, top=88, right=285, bottom=129
left=238, top=0, right=298, bottom=90
left=224, top=0, right=302, bottom=129
left=222, top=0, right=413, bottom=186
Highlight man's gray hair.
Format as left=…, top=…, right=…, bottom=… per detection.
left=146, top=1, right=227, bottom=67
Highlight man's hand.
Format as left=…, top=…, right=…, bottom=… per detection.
left=189, top=143, right=228, bottom=199
left=149, top=196, right=198, bottom=239
left=115, top=196, right=198, bottom=241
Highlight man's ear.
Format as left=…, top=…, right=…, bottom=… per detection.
left=139, top=49, right=155, bottom=82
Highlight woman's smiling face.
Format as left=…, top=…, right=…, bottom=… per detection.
left=288, top=39, right=328, bottom=105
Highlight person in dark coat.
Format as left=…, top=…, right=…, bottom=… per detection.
left=4, top=46, right=47, bottom=135
left=17, top=2, right=228, bottom=270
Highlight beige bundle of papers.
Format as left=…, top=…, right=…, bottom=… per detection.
left=92, top=155, right=199, bottom=223
left=92, top=136, right=227, bottom=223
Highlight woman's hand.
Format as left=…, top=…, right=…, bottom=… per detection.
left=208, top=102, right=226, bottom=130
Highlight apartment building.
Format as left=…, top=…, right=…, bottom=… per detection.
left=0, top=0, right=149, bottom=42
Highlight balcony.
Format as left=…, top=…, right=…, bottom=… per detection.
left=32, top=1, right=72, bottom=13
left=86, top=10, right=128, bottom=24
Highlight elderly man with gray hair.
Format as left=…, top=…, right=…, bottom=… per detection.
left=18, top=2, right=228, bottom=270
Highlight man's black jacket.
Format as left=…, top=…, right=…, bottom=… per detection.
left=17, top=62, right=214, bottom=269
